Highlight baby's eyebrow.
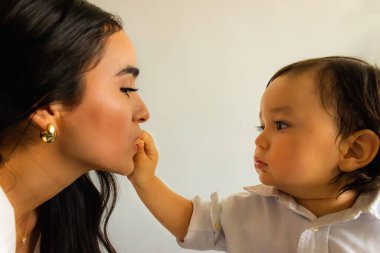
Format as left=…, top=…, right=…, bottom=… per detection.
left=259, top=106, right=293, bottom=119
left=269, top=106, right=293, bottom=114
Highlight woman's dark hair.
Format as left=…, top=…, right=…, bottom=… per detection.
left=267, top=56, right=380, bottom=195
left=0, top=0, right=122, bottom=252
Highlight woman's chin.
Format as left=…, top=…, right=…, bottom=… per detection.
left=118, top=168, right=134, bottom=176
left=96, top=161, right=134, bottom=176
left=115, top=162, right=135, bottom=176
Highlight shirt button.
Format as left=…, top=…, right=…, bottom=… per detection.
left=213, top=222, right=221, bottom=231
left=311, top=227, right=319, bottom=232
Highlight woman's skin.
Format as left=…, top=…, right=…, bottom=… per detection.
left=0, top=30, right=149, bottom=252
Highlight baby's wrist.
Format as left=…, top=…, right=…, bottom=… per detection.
left=131, top=175, right=159, bottom=192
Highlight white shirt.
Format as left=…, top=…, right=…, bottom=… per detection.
left=179, top=184, right=380, bottom=253
left=0, top=186, right=16, bottom=253
left=0, top=187, right=40, bottom=253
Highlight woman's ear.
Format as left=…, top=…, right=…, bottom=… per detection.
left=339, top=129, right=380, bottom=172
left=29, top=103, right=63, bottom=130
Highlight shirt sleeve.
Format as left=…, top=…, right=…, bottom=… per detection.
left=177, top=192, right=226, bottom=251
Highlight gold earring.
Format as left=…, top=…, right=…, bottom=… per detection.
left=40, top=124, right=57, bottom=143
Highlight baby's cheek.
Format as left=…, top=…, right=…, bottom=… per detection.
left=275, top=161, right=304, bottom=182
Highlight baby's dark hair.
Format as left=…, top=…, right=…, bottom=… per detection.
left=267, top=56, right=380, bottom=194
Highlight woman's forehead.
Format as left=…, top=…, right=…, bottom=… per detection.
left=97, top=31, right=137, bottom=74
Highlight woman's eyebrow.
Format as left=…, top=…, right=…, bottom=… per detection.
left=115, top=66, right=140, bottom=77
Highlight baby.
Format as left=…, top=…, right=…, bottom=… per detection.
left=130, top=56, right=380, bottom=253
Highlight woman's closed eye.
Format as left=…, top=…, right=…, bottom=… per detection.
left=120, top=87, right=138, bottom=97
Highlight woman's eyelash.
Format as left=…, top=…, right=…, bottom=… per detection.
left=120, top=87, right=138, bottom=97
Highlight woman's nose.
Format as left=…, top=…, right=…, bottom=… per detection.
left=133, top=96, right=150, bottom=123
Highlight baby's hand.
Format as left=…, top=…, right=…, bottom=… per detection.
left=129, top=130, right=159, bottom=188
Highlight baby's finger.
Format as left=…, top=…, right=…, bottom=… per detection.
left=140, top=130, right=158, bottom=160
left=135, top=138, right=145, bottom=152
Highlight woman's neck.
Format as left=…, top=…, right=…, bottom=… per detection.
left=13, top=210, right=39, bottom=253
left=0, top=144, right=88, bottom=232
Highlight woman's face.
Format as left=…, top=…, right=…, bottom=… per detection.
left=58, top=30, right=149, bottom=176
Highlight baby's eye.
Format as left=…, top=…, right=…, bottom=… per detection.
left=275, top=121, right=289, bottom=130
left=120, top=87, right=138, bottom=97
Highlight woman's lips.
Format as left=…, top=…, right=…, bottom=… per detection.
left=254, top=159, right=268, bottom=170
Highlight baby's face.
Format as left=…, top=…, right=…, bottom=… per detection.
left=254, top=70, right=343, bottom=199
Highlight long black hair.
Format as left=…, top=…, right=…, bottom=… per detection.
left=0, top=0, right=122, bottom=252
left=268, top=56, right=380, bottom=195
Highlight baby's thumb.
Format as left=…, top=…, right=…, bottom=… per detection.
left=140, top=131, right=158, bottom=161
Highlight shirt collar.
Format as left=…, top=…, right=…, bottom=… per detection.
left=351, top=189, right=380, bottom=219
left=243, top=184, right=380, bottom=220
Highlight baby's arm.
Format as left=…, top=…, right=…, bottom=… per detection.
left=129, top=131, right=193, bottom=241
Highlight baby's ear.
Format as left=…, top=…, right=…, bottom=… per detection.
left=338, top=129, right=379, bottom=172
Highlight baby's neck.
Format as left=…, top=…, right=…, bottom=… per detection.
left=295, top=190, right=358, bottom=217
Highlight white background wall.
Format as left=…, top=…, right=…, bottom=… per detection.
left=90, top=1, right=380, bottom=252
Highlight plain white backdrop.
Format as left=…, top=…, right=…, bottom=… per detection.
left=90, top=1, right=380, bottom=252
